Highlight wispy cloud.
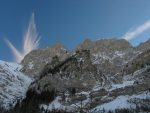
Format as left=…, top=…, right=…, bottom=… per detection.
left=5, top=38, right=24, bottom=62
left=23, top=13, right=40, bottom=56
left=122, top=20, right=150, bottom=41
left=5, top=13, right=40, bottom=63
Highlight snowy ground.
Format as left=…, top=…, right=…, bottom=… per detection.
left=40, top=96, right=75, bottom=112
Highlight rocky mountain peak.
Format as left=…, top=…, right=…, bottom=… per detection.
left=21, top=43, right=69, bottom=78
left=77, top=38, right=133, bottom=53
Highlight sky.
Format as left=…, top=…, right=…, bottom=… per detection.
left=1, top=0, right=150, bottom=62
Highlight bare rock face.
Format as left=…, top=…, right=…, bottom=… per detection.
left=12, top=50, right=99, bottom=113
left=22, top=39, right=135, bottom=79
left=75, top=38, right=138, bottom=78
left=21, top=43, right=70, bottom=78
left=76, top=38, right=133, bottom=53
left=21, top=38, right=150, bottom=80
left=30, top=49, right=98, bottom=94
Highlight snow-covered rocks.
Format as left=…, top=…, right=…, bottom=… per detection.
left=91, top=91, right=150, bottom=112
left=0, top=60, right=32, bottom=109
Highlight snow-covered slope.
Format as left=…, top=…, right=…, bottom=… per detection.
left=91, top=91, right=150, bottom=112
left=0, top=60, right=32, bottom=109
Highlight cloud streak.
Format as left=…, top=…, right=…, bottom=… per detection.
left=23, top=13, right=40, bottom=56
left=5, top=38, right=24, bottom=62
left=122, top=20, right=150, bottom=41
left=5, top=13, right=40, bottom=63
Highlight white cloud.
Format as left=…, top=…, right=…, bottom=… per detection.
left=5, top=13, right=40, bottom=63
left=122, top=20, right=150, bottom=41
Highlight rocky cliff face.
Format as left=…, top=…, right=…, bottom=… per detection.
left=21, top=43, right=70, bottom=78
left=21, top=38, right=136, bottom=79
left=76, top=38, right=133, bottom=53
left=11, top=49, right=99, bottom=113
left=32, top=49, right=98, bottom=92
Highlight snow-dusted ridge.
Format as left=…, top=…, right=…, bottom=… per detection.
left=0, top=60, right=32, bottom=109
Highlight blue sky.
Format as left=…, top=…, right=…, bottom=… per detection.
left=1, top=0, right=150, bottom=61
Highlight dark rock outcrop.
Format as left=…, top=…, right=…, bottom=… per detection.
left=32, top=49, right=98, bottom=94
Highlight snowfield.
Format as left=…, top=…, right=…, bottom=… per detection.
left=0, top=60, right=32, bottom=109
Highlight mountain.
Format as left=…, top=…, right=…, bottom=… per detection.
left=1, top=38, right=150, bottom=113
